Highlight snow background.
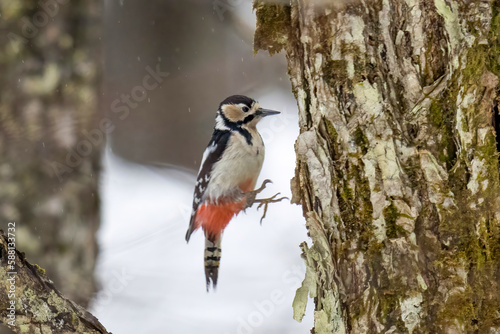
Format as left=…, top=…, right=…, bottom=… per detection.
left=90, top=89, right=314, bottom=333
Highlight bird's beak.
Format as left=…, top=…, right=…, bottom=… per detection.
left=257, top=108, right=280, bottom=117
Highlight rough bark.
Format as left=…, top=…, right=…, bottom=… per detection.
left=255, top=0, right=500, bottom=333
left=0, top=0, right=102, bottom=312
left=0, top=231, right=109, bottom=333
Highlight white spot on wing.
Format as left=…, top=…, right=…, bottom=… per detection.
left=199, top=142, right=217, bottom=172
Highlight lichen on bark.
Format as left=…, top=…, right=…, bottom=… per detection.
left=253, top=1, right=292, bottom=55
left=0, top=231, right=109, bottom=333
left=255, top=0, right=500, bottom=332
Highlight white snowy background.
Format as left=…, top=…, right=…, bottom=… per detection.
left=90, top=89, right=314, bottom=333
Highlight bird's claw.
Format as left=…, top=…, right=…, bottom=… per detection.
left=255, top=179, right=272, bottom=194
left=245, top=179, right=287, bottom=223
left=253, top=193, right=288, bottom=224
left=245, top=179, right=272, bottom=209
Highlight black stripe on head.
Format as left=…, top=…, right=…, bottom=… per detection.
left=218, top=110, right=253, bottom=146
left=219, top=95, right=255, bottom=109
left=237, top=114, right=255, bottom=125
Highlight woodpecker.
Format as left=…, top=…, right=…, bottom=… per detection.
left=185, top=95, right=283, bottom=290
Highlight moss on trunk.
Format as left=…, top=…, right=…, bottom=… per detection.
left=255, top=0, right=500, bottom=332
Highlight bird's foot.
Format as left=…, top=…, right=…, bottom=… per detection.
left=245, top=179, right=272, bottom=207
left=253, top=193, right=288, bottom=224
left=245, top=179, right=288, bottom=223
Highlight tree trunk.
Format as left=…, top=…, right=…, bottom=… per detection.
left=0, top=0, right=102, bottom=315
left=255, top=0, right=500, bottom=332
left=0, top=231, right=109, bottom=333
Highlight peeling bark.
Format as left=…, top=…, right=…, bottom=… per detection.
left=255, top=0, right=500, bottom=332
left=0, top=231, right=109, bottom=333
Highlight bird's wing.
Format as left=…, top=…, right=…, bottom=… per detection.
left=185, top=130, right=231, bottom=242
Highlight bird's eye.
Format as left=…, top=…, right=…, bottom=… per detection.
left=241, top=106, right=249, bottom=113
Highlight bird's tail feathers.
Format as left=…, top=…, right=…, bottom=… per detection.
left=204, top=235, right=222, bottom=291
left=185, top=213, right=199, bottom=242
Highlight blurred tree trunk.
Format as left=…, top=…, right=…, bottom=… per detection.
left=255, top=0, right=500, bottom=333
left=0, top=1, right=102, bottom=332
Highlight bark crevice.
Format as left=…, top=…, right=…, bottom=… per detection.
left=256, top=0, right=500, bottom=332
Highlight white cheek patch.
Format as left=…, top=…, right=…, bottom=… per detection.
left=215, top=114, right=229, bottom=131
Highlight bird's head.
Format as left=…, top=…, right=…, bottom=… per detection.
left=215, top=95, right=280, bottom=131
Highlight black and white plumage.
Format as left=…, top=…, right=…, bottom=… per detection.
left=185, top=129, right=231, bottom=241
left=185, top=95, right=280, bottom=290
